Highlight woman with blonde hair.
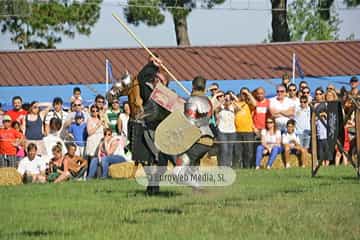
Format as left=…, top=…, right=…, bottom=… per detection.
left=47, top=142, right=65, bottom=182
left=54, top=143, right=88, bottom=183
left=325, top=89, right=338, bottom=102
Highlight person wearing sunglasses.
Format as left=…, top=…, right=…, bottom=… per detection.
left=85, top=105, right=106, bottom=160
left=106, top=98, right=122, bottom=136
left=87, top=128, right=127, bottom=179
left=22, top=101, right=52, bottom=157
left=209, top=89, right=225, bottom=137
left=269, top=85, right=295, bottom=133
left=294, top=95, right=311, bottom=151
left=298, top=80, right=309, bottom=92
left=233, top=87, right=257, bottom=168
left=47, top=142, right=65, bottom=183
left=255, top=117, right=282, bottom=169
left=326, top=84, right=337, bottom=93
left=287, top=83, right=299, bottom=109
left=349, top=76, right=359, bottom=98
left=300, top=86, right=312, bottom=103
left=312, top=87, right=330, bottom=167
left=63, top=99, right=89, bottom=129
left=94, top=94, right=110, bottom=129
left=0, top=115, right=24, bottom=168
left=252, top=87, right=270, bottom=135
left=214, top=91, right=236, bottom=167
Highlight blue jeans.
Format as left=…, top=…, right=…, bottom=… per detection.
left=255, top=145, right=283, bottom=167
left=217, top=131, right=236, bottom=167
left=88, top=155, right=126, bottom=179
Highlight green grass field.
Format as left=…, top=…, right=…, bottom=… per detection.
left=1, top=166, right=359, bottom=240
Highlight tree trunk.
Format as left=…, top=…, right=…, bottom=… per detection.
left=318, top=0, right=334, bottom=21
left=271, top=0, right=290, bottom=42
left=172, top=14, right=190, bottom=46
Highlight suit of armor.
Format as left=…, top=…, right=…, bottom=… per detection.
left=184, top=95, right=214, bottom=138
left=172, top=92, right=215, bottom=188
left=177, top=92, right=214, bottom=167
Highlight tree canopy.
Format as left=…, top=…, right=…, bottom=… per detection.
left=0, top=0, right=101, bottom=49
left=288, top=0, right=341, bottom=41
left=124, top=0, right=225, bottom=46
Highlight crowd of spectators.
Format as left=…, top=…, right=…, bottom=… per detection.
left=209, top=75, right=358, bottom=169
left=0, top=87, right=132, bottom=183
left=0, top=74, right=358, bottom=183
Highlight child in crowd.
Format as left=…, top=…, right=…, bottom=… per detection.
left=282, top=119, right=307, bottom=168
left=68, top=112, right=87, bottom=157
left=70, top=87, right=83, bottom=103
left=335, top=119, right=353, bottom=166
left=12, top=121, right=25, bottom=159
left=316, top=111, right=329, bottom=166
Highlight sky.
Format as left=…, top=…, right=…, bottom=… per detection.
left=0, top=1, right=359, bottom=105
left=0, top=0, right=360, bottom=50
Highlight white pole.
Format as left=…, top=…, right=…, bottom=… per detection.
left=292, top=53, right=295, bottom=84
left=105, top=59, right=109, bottom=92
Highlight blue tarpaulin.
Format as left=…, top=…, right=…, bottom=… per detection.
left=0, top=75, right=357, bottom=111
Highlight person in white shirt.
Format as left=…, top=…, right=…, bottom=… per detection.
left=300, top=86, right=313, bottom=103
left=215, top=91, right=236, bottom=167
left=255, top=117, right=282, bottom=169
left=282, top=119, right=307, bottom=168
left=269, top=85, right=295, bottom=133
left=44, top=97, right=68, bottom=136
left=118, top=102, right=130, bottom=139
left=63, top=99, right=89, bottom=128
left=294, top=95, right=311, bottom=150
left=287, top=83, right=300, bottom=109
left=43, top=118, right=67, bottom=163
left=87, top=128, right=127, bottom=179
left=17, top=143, right=47, bottom=183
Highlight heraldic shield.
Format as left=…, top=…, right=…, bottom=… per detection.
left=155, top=110, right=201, bottom=155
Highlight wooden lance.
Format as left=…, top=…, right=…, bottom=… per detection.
left=112, top=13, right=191, bottom=96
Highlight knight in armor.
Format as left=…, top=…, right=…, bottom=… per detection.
left=126, top=56, right=174, bottom=195
left=175, top=76, right=215, bottom=189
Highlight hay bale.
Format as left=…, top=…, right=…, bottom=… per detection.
left=260, top=153, right=312, bottom=169
left=0, top=168, right=23, bottom=186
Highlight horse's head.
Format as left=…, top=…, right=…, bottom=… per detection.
left=106, top=71, right=133, bottom=103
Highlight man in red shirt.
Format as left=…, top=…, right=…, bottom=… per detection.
left=5, top=96, right=27, bottom=125
left=0, top=115, right=24, bottom=168
left=252, top=87, right=270, bottom=136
